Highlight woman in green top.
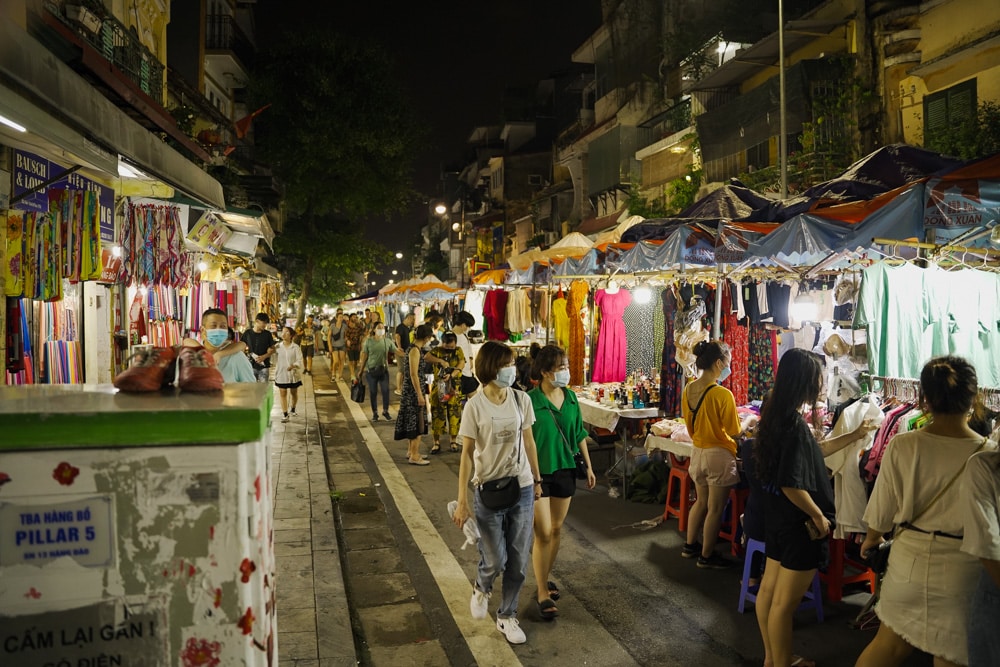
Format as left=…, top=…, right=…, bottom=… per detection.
left=358, top=322, right=397, bottom=422
left=527, top=344, right=596, bottom=620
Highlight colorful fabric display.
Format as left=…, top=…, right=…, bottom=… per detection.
left=4, top=212, right=24, bottom=296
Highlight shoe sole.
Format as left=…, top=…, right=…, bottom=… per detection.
left=697, top=561, right=734, bottom=570
left=681, top=551, right=700, bottom=559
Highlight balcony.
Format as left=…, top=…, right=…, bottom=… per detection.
left=205, top=15, right=253, bottom=80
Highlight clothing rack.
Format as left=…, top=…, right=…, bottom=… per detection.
left=865, top=373, right=1000, bottom=411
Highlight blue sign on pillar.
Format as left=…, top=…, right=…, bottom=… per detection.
left=12, top=149, right=116, bottom=243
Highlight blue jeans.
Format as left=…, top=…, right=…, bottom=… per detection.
left=473, top=483, right=534, bottom=619
left=969, top=569, right=1000, bottom=666
left=365, top=370, right=390, bottom=415
left=253, top=367, right=270, bottom=383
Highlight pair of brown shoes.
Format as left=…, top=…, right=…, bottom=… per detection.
left=113, top=345, right=223, bottom=393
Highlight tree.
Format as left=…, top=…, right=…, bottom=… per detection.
left=252, top=30, right=422, bottom=318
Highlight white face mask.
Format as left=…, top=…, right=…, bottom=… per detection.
left=375, top=328, right=385, bottom=337
left=552, top=369, right=570, bottom=387
left=718, top=364, right=732, bottom=383
left=495, top=366, right=516, bottom=388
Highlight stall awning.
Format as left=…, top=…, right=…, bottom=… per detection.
left=167, top=194, right=274, bottom=254
left=0, top=18, right=225, bottom=209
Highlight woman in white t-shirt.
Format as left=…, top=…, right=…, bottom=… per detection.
left=453, top=341, right=542, bottom=646
left=452, top=310, right=479, bottom=396
left=857, top=356, right=993, bottom=667
left=273, top=326, right=304, bottom=423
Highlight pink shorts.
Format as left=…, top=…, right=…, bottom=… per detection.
left=689, top=447, right=739, bottom=487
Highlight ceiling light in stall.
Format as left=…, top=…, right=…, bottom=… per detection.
left=388, top=279, right=394, bottom=284
left=400, top=303, right=410, bottom=313
left=790, top=292, right=818, bottom=322
left=111, top=245, right=122, bottom=257
left=634, top=285, right=652, bottom=304
left=197, top=261, right=208, bottom=272
left=0, top=113, right=26, bottom=132
left=117, top=160, right=148, bottom=179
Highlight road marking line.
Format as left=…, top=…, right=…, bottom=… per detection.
left=338, top=379, right=518, bottom=665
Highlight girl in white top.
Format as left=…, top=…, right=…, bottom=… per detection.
left=273, top=326, right=304, bottom=423
left=453, top=341, right=542, bottom=646
left=857, top=356, right=994, bottom=667
left=961, top=448, right=1000, bottom=666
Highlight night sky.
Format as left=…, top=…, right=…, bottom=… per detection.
left=255, top=2, right=602, bottom=243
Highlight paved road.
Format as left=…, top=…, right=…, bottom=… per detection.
left=276, top=355, right=934, bottom=667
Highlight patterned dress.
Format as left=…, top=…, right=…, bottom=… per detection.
left=659, top=288, right=683, bottom=417
left=624, top=287, right=665, bottom=378
left=748, top=323, right=777, bottom=402
left=592, top=288, right=632, bottom=383
left=567, top=280, right=590, bottom=386
left=721, top=285, right=750, bottom=405
left=430, top=346, right=466, bottom=442
left=394, top=347, right=430, bottom=441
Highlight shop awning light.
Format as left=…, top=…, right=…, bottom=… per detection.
left=0, top=113, right=27, bottom=132
left=790, top=292, right=818, bottom=322
left=117, top=160, right=148, bottom=179
left=634, top=285, right=652, bottom=304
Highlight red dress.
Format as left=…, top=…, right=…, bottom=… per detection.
left=592, top=288, right=632, bottom=383
left=483, top=289, right=509, bottom=341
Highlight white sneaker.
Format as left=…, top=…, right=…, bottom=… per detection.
left=496, top=616, right=526, bottom=644
left=469, top=588, right=490, bottom=620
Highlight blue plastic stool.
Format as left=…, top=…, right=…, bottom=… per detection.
left=737, top=538, right=824, bottom=622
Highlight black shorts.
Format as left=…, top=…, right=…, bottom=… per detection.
left=540, top=468, right=577, bottom=499
left=765, top=521, right=829, bottom=571
left=301, top=344, right=315, bottom=358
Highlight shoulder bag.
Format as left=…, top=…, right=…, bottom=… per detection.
left=478, top=390, right=526, bottom=510
left=865, top=438, right=986, bottom=574
left=368, top=339, right=389, bottom=380
left=544, top=394, right=587, bottom=479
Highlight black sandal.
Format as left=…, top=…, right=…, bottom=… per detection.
left=547, top=581, right=560, bottom=601
left=536, top=598, right=558, bottom=620
left=449, top=442, right=459, bottom=452
left=430, top=444, right=441, bottom=455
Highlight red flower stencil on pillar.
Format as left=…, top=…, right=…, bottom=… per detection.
left=181, top=637, right=221, bottom=667
left=23, top=587, right=41, bottom=599
left=254, top=474, right=262, bottom=502
left=237, top=607, right=255, bottom=635
left=213, top=588, right=223, bottom=608
left=239, top=558, right=256, bottom=583
left=52, top=462, right=80, bottom=486
left=0, top=472, right=12, bottom=488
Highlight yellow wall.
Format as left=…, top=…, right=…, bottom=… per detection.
left=742, top=21, right=855, bottom=95
left=918, top=0, right=1000, bottom=64
left=641, top=139, right=695, bottom=188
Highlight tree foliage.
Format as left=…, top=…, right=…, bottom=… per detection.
left=926, top=100, right=1000, bottom=161
left=251, top=30, right=422, bottom=312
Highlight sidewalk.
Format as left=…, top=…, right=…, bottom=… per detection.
left=269, top=357, right=357, bottom=666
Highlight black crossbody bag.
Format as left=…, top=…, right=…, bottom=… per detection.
left=478, top=391, right=526, bottom=510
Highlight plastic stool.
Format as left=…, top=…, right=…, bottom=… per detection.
left=737, top=538, right=824, bottom=622
left=819, top=537, right=877, bottom=602
left=662, top=453, right=692, bottom=531
left=718, top=487, right=749, bottom=556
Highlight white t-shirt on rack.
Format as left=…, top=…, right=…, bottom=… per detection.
left=459, top=388, right=535, bottom=488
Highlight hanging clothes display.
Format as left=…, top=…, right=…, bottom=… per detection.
left=567, top=280, right=589, bottom=386
left=721, top=284, right=749, bottom=405
left=505, top=288, right=531, bottom=333
left=659, top=288, right=683, bottom=417
left=551, top=288, right=569, bottom=349
left=592, top=287, right=632, bottom=383
left=118, top=201, right=185, bottom=288
left=674, top=288, right=708, bottom=379
left=748, top=322, right=777, bottom=402
left=462, top=289, right=485, bottom=330
left=623, top=287, right=664, bottom=378
left=483, top=289, right=509, bottom=341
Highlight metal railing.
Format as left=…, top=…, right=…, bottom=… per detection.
left=205, top=14, right=254, bottom=72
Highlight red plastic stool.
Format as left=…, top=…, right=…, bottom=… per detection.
left=819, top=537, right=877, bottom=602
left=662, top=453, right=692, bottom=532
left=718, top=487, right=749, bottom=556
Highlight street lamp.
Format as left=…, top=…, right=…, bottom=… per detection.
left=392, top=270, right=398, bottom=275
left=395, top=252, right=403, bottom=259
left=434, top=203, right=447, bottom=215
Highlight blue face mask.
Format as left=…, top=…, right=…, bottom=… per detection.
left=718, top=365, right=732, bottom=384
left=495, top=366, right=516, bottom=388
left=552, top=369, right=570, bottom=388
left=205, top=329, right=229, bottom=347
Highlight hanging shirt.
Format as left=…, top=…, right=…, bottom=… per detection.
left=854, top=262, right=929, bottom=380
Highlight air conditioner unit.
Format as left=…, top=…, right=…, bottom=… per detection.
left=544, top=231, right=560, bottom=246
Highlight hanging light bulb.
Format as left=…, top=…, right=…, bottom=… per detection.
left=111, top=245, right=122, bottom=258
left=790, top=291, right=818, bottom=322
left=400, top=303, right=410, bottom=313
left=198, top=261, right=208, bottom=272
left=634, top=285, right=652, bottom=304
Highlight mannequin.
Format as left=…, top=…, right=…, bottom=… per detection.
left=606, top=278, right=619, bottom=294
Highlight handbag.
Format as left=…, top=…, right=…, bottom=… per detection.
left=545, top=402, right=587, bottom=480
left=864, top=438, right=986, bottom=574
left=367, top=339, right=389, bottom=380
left=478, top=390, right=525, bottom=511
left=350, top=379, right=366, bottom=403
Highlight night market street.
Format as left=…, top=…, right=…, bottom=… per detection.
left=274, top=355, right=932, bottom=667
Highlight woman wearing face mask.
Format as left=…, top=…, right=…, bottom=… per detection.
left=527, top=344, right=595, bottom=620
left=273, top=326, right=304, bottom=423
left=358, top=322, right=397, bottom=422
left=394, top=324, right=434, bottom=465
left=680, top=340, right=757, bottom=569
left=453, top=341, right=543, bottom=645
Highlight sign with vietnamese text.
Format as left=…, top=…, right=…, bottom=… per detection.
left=0, top=600, right=166, bottom=667
left=12, top=150, right=115, bottom=243
left=0, top=496, right=114, bottom=568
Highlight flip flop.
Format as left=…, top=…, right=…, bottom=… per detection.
left=536, top=598, right=558, bottom=620
left=407, top=459, right=430, bottom=466
left=430, top=444, right=442, bottom=455
left=547, top=581, right=560, bottom=601
left=790, top=656, right=815, bottom=667
left=450, top=442, right=460, bottom=452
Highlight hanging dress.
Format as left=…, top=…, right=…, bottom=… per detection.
left=624, top=287, right=664, bottom=378
left=659, top=288, right=683, bottom=416
left=567, top=280, right=589, bottom=386
left=592, top=288, right=632, bottom=383
left=483, top=289, right=509, bottom=341
left=551, top=293, right=569, bottom=349
left=721, top=283, right=750, bottom=405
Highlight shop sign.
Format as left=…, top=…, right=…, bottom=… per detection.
left=12, top=150, right=115, bottom=244
left=186, top=212, right=232, bottom=255
left=923, top=177, right=996, bottom=229
left=0, top=495, right=114, bottom=568
left=98, top=249, right=122, bottom=284
left=0, top=600, right=166, bottom=667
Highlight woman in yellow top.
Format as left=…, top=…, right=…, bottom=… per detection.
left=680, top=340, right=756, bottom=569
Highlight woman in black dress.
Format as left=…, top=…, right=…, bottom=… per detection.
left=395, top=324, right=434, bottom=465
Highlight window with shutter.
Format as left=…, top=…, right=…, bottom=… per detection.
left=923, top=79, right=977, bottom=145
